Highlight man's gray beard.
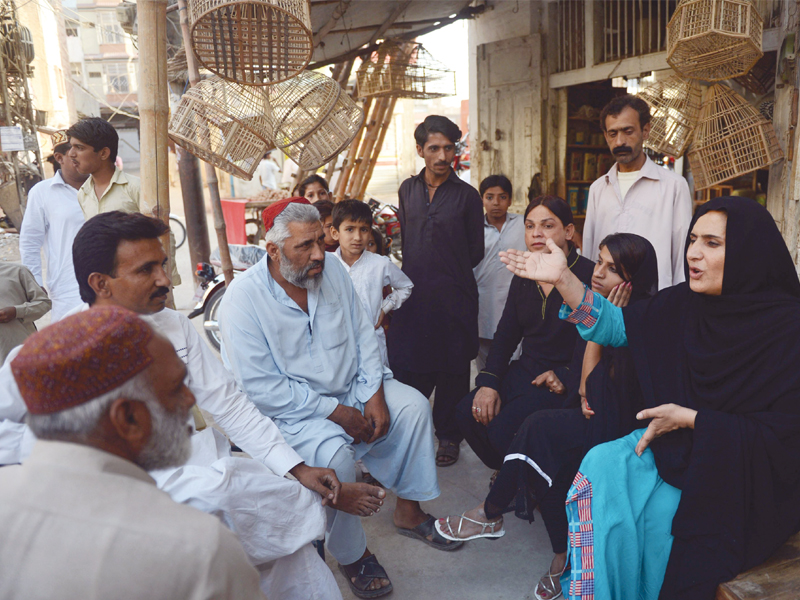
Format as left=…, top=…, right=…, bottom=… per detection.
left=278, top=247, right=324, bottom=291
left=137, top=400, right=193, bottom=471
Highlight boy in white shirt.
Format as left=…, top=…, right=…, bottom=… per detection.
left=330, top=200, right=413, bottom=367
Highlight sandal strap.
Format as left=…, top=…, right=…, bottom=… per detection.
left=455, top=512, right=502, bottom=536
left=343, top=555, right=390, bottom=592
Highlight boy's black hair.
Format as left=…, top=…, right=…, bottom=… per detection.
left=332, top=199, right=373, bottom=229
left=414, top=115, right=461, bottom=147
left=479, top=174, right=513, bottom=198
left=298, top=174, right=329, bottom=197
left=312, top=199, right=334, bottom=220
left=599, top=94, right=651, bottom=132
left=370, top=226, right=385, bottom=255
left=66, top=117, right=119, bottom=162
left=72, top=211, right=169, bottom=304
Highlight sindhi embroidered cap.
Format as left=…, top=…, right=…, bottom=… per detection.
left=11, top=306, right=154, bottom=415
left=262, top=197, right=311, bottom=233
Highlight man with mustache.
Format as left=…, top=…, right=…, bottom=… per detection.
left=582, top=94, right=692, bottom=289
left=0, top=306, right=265, bottom=599
left=386, top=115, right=485, bottom=468
left=0, top=211, right=387, bottom=600
left=220, top=198, right=454, bottom=600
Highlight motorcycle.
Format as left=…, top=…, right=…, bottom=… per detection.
left=188, top=244, right=266, bottom=351
left=367, top=198, right=402, bottom=262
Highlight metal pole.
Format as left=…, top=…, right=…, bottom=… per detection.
left=176, top=0, right=234, bottom=285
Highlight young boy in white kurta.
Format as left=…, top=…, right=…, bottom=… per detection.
left=330, top=200, right=413, bottom=368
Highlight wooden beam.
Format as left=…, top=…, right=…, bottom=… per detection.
left=335, top=96, right=372, bottom=201
left=313, top=0, right=352, bottom=47
left=357, top=96, right=398, bottom=200
left=138, top=0, right=172, bottom=294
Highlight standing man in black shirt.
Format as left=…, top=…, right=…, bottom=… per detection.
left=388, top=115, right=484, bottom=467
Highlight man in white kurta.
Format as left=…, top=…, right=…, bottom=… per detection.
left=0, top=306, right=265, bottom=600
left=582, top=95, right=692, bottom=289
left=19, top=136, right=88, bottom=321
left=220, top=199, right=453, bottom=596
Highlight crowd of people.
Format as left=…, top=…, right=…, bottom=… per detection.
left=1, top=95, right=799, bottom=600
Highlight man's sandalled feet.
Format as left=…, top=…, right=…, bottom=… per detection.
left=394, top=497, right=463, bottom=550
left=333, top=482, right=385, bottom=516
left=435, top=503, right=504, bottom=541
left=339, top=549, right=392, bottom=597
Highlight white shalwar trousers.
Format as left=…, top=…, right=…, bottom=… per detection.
left=151, top=428, right=342, bottom=600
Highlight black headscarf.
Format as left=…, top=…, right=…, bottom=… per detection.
left=583, top=233, right=659, bottom=450
left=621, top=197, right=800, bottom=598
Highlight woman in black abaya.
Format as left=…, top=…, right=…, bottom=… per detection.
left=499, top=197, right=800, bottom=599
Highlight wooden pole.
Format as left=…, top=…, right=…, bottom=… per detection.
left=138, top=0, right=173, bottom=295
left=176, top=0, right=234, bottom=285
left=348, top=96, right=389, bottom=199
left=334, top=96, right=371, bottom=201
left=323, top=59, right=357, bottom=192
left=357, top=95, right=398, bottom=200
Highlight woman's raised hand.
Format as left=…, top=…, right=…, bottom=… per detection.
left=499, top=239, right=568, bottom=284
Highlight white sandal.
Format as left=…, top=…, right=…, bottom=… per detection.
left=434, top=512, right=505, bottom=541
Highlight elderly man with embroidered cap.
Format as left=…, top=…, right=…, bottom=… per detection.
left=0, top=306, right=265, bottom=600
left=220, top=198, right=457, bottom=600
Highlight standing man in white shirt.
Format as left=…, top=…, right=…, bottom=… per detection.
left=257, top=151, right=281, bottom=190
left=583, top=95, right=692, bottom=289
left=19, top=130, right=88, bottom=321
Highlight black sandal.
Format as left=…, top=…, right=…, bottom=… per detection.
left=396, top=513, right=464, bottom=551
left=436, top=439, right=460, bottom=467
left=338, top=554, right=393, bottom=599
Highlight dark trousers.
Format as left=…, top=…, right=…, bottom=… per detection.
left=455, top=362, right=565, bottom=470
left=392, top=367, right=470, bottom=442
left=484, top=408, right=588, bottom=554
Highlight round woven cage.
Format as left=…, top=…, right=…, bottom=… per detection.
left=686, top=84, right=782, bottom=190
left=638, top=75, right=702, bottom=158
left=356, top=42, right=456, bottom=99
left=267, top=71, right=364, bottom=170
left=188, top=0, right=312, bottom=85
left=667, top=0, right=763, bottom=81
left=169, top=76, right=273, bottom=179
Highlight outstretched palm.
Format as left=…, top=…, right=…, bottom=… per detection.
left=499, top=239, right=568, bottom=284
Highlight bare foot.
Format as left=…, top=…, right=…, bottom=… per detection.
left=436, top=504, right=503, bottom=539
left=332, top=482, right=385, bottom=516
left=342, top=550, right=391, bottom=592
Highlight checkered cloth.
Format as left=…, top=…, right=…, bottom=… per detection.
left=566, top=470, right=596, bottom=599
left=558, top=286, right=599, bottom=329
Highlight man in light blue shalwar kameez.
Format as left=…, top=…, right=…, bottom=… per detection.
left=220, top=199, right=459, bottom=598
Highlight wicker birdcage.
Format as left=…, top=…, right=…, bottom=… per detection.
left=686, top=84, right=782, bottom=190
left=637, top=75, right=701, bottom=158
left=169, top=76, right=273, bottom=179
left=356, top=42, right=456, bottom=99
left=667, top=0, right=763, bottom=81
left=267, top=71, right=364, bottom=171
left=188, top=0, right=312, bottom=85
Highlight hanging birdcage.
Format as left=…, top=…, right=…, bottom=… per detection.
left=667, top=0, right=763, bottom=81
left=169, top=76, right=273, bottom=179
left=267, top=71, right=364, bottom=171
left=637, top=75, right=701, bottom=158
left=356, top=41, right=456, bottom=99
left=686, top=84, right=782, bottom=190
left=188, top=0, right=312, bottom=85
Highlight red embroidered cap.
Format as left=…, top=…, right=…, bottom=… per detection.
left=262, top=197, right=312, bottom=233
left=11, top=306, right=155, bottom=415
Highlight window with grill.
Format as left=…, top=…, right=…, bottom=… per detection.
left=104, top=63, right=130, bottom=94
left=97, top=12, right=124, bottom=45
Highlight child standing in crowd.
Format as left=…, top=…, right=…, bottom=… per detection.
left=367, top=226, right=385, bottom=255
left=473, top=175, right=527, bottom=371
left=298, top=174, right=331, bottom=203
left=312, top=199, right=338, bottom=252
left=330, top=199, right=413, bottom=367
